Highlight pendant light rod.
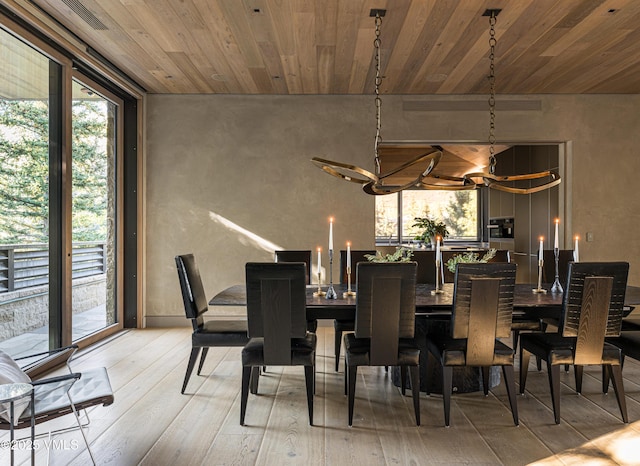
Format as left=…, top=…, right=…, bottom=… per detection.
left=310, top=7, right=561, bottom=195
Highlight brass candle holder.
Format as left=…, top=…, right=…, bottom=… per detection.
left=313, top=271, right=326, bottom=297
left=325, top=249, right=337, bottom=299
left=550, top=247, right=563, bottom=293
left=343, top=266, right=356, bottom=298
left=431, top=259, right=444, bottom=295
left=532, top=259, right=547, bottom=293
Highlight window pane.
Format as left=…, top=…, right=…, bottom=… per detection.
left=375, top=194, right=398, bottom=244
left=403, top=190, right=478, bottom=240
left=0, top=28, right=51, bottom=356
left=71, top=79, right=117, bottom=341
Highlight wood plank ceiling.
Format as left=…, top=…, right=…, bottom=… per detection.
left=27, top=0, right=640, bottom=95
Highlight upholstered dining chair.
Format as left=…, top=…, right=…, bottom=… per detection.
left=425, top=262, right=519, bottom=427
left=175, top=254, right=249, bottom=394
left=241, top=262, right=316, bottom=425
left=344, top=261, right=421, bottom=426
left=519, top=261, right=629, bottom=424
left=332, top=249, right=376, bottom=371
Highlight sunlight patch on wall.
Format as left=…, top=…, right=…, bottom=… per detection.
left=209, top=211, right=282, bottom=253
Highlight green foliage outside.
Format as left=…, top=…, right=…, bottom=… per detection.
left=375, top=189, right=478, bottom=242
left=0, top=98, right=109, bottom=244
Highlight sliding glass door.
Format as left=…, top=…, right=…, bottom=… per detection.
left=71, top=78, right=121, bottom=342
left=0, top=19, right=126, bottom=355
left=0, top=27, right=51, bottom=355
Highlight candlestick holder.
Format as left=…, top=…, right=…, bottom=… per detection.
left=431, top=260, right=444, bottom=295
left=326, top=250, right=337, bottom=299
left=551, top=247, right=563, bottom=293
left=313, top=271, right=326, bottom=297
left=532, top=259, right=547, bottom=293
left=343, top=266, right=356, bottom=298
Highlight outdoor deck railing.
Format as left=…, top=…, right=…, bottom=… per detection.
left=0, top=242, right=106, bottom=293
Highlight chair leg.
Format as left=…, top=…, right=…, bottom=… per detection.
left=182, top=347, right=201, bottom=394
left=574, top=365, right=583, bottom=394
left=410, top=365, right=420, bottom=426
left=502, top=365, right=519, bottom=426
left=519, top=347, right=531, bottom=394
left=536, top=321, right=547, bottom=371
left=514, top=328, right=543, bottom=371
left=425, top=351, right=434, bottom=396
left=344, top=363, right=348, bottom=396
left=547, top=362, right=562, bottom=424
left=65, top=391, right=97, bottom=465
left=442, top=365, right=453, bottom=427
left=603, top=355, right=625, bottom=394
left=400, top=365, right=407, bottom=396
left=240, top=366, right=251, bottom=425
left=334, top=329, right=343, bottom=371
left=304, top=364, right=314, bottom=425
left=481, top=366, right=490, bottom=396
left=602, top=364, right=610, bottom=394
left=250, top=366, right=260, bottom=394
left=197, top=347, right=209, bottom=375
left=348, top=365, right=358, bottom=426
left=608, top=364, right=629, bottom=423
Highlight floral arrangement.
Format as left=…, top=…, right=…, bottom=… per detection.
left=445, top=248, right=497, bottom=273
left=365, top=247, right=414, bottom=263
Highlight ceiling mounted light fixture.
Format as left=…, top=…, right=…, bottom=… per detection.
left=311, top=8, right=561, bottom=195
left=311, top=9, right=443, bottom=195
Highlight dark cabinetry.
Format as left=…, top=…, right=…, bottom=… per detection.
left=488, top=145, right=560, bottom=283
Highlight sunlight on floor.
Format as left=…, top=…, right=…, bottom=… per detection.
left=530, top=420, right=640, bottom=465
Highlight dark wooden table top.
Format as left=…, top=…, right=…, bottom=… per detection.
left=211, top=282, right=640, bottom=315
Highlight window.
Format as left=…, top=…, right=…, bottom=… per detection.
left=0, top=14, right=136, bottom=355
left=0, top=27, right=52, bottom=354
left=376, top=190, right=479, bottom=245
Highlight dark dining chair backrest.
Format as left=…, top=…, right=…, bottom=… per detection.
left=354, top=261, right=417, bottom=366
left=488, top=249, right=511, bottom=263
left=412, top=250, right=437, bottom=284
left=339, top=249, right=376, bottom=284
left=560, top=262, right=629, bottom=352
left=275, top=250, right=312, bottom=284
left=542, top=249, right=574, bottom=285
left=451, top=262, right=517, bottom=365
left=175, top=254, right=208, bottom=329
left=245, top=262, right=307, bottom=365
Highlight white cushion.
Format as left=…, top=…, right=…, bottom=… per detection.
left=0, top=350, right=32, bottom=422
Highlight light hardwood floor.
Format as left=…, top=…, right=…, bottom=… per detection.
left=2, top=326, right=640, bottom=466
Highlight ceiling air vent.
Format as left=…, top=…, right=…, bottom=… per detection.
left=60, top=0, right=108, bottom=30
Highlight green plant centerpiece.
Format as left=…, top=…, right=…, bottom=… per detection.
left=364, top=247, right=414, bottom=263
left=445, top=248, right=497, bottom=273
left=412, top=217, right=449, bottom=246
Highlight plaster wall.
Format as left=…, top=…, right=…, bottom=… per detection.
left=145, top=94, right=640, bottom=324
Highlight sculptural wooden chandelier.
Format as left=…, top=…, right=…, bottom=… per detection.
left=311, top=8, right=561, bottom=195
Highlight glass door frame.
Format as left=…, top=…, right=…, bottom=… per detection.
left=68, top=71, right=125, bottom=347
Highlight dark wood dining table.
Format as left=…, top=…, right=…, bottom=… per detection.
left=210, top=282, right=640, bottom=393
left=210, top=282, right=640, bottom=320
